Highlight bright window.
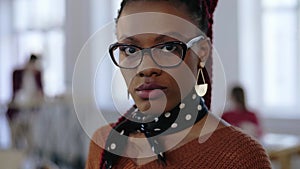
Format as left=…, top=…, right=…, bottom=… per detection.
left=12, top=0, right=66, bottom=97
left=262, top=0, right=299, bottom=108
left=238, top=0, right=300, bottom=117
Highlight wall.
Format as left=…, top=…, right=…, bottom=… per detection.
left=212, top=0, right=239, bottom=115
left=65, top=0, right=91, bottom=87
left=0, top=0, right=13, bottom=104
left=214, top=0, right=240, bottom=84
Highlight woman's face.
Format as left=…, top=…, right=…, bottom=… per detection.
left=116, top=1, right=207, bottom=114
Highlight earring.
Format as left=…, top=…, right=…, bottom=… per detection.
left=127, top=91, right=130, bottom=100
left=195, top=62, right=208, bottom=97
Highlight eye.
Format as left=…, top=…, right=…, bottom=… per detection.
left=120, top=46, right=139, bottom=56
left=161, top=44, right=177, bottom=52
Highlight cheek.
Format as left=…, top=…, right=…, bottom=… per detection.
left=121, top=69, right=136, bottom=90
left=165, top=64, right=197, bottom=100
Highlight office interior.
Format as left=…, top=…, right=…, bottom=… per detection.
left=0, top=0, right=299, bottom=169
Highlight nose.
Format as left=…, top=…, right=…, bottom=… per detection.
left=137, top=49, right=162, bottom=77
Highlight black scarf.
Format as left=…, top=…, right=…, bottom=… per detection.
left=100, top=90, right=208, bottom=169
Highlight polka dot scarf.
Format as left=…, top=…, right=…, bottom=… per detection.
left=100, top=89, right=209, bottom=169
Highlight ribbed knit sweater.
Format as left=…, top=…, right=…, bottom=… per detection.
left=85, top=126, right=271, bottom=169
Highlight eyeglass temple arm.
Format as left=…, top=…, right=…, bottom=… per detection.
left=186, top=35, right=205, bottom=48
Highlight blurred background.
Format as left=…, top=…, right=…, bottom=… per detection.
left=0, top=0, right=299, bottom=168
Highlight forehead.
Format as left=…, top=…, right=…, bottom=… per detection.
left=117, top=1, right=201, bottom=41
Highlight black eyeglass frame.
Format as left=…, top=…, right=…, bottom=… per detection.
left=109, top=35, right=205, bottom=69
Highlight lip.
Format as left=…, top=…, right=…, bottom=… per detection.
left=135, top=83, right=167, bottom=99
left=136, top=83, right=167, bottom=91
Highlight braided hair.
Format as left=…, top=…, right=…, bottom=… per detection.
left=100, top=0, right=218, bottom=168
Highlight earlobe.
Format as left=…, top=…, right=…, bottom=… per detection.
left=200, top=62, right=205, bottom=68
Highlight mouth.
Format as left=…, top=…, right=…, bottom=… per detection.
left=135, top=83, right=167, bottom=99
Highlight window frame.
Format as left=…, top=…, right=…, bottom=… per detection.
left=11, top=0, right=66, bottom=97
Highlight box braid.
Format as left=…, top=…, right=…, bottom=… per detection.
left=100, top=0, right=218, bottom=168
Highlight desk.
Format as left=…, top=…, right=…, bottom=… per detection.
left=261, top=133, right=300, bottom=169
left=0, top=150, right=25, bottom=169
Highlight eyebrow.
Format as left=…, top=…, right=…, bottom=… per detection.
left=118, top=35, right=139, bottom=44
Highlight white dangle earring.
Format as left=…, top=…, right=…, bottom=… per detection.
left=195, top=62, right=208, bottom=97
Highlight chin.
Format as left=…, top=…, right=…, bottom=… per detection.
left=135, top=97, right=177, bottom=116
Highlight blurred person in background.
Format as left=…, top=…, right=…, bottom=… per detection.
left=222, top=85, right=263, bottom=139
left=6, top=53, right=44, bottom=150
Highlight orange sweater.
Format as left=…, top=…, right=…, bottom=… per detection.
left=85, top=126, right=271, bottom=169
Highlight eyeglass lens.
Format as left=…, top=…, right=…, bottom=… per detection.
left=112, top=43, right=184, bottom=68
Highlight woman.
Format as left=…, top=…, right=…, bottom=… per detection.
left=86, top=0, right=271, bottom=168
left=7, top=54, right=43, bottom=150
left=222, top=86, right=263, bottom=139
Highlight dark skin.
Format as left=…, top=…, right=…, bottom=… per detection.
left=117, top=1, right=227, bottom=165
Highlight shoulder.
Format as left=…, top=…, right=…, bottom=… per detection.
left=34, top=70, right=42, bottom=75
left=222, top=110, right=235, bottom=116
left=90, top=124, right=114, bottom=149
left=221, top=111, right=236, bottom=119
left=85, top=124, right=113, bottom=169
left=13, top=69, right=23, bottom=75
left=210, top=126, right=271, bottom=168
left=214, top=126, right=261, bottom=148
left=168, top=126, right=271, bottom=168
left=246, top=110, right=259, bottom=118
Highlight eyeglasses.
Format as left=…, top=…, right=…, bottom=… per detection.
left=109, top=35, right=205, bottom=69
